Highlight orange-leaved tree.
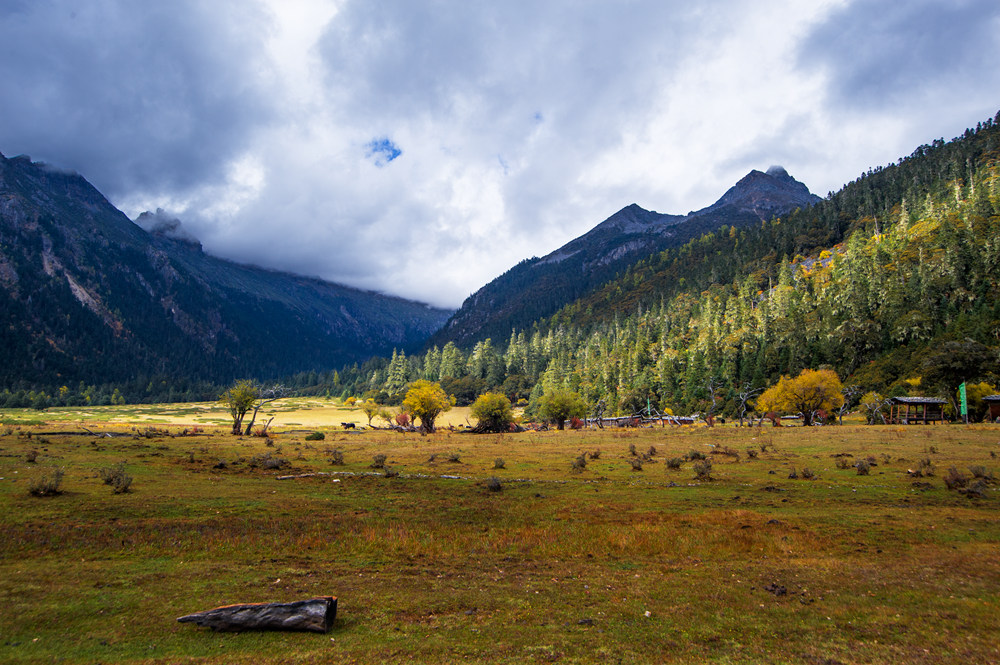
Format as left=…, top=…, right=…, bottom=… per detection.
left=756, top=369, right=844, bottom=427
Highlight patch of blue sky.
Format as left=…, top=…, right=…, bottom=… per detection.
left=365, top=137, right=402, bottom=167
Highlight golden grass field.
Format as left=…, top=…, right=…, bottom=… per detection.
left=1, top=399, right=999, bottom=664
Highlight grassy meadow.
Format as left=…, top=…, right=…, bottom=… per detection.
left=1, top=400, right=999, bottom=664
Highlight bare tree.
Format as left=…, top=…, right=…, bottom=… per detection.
left=243, top=384, right=288, bottom=435
left=736, top=382, right=762, bottom=427
left=838, top=385, right=861, bottom=425
left=704, top=376, right=723, bottom=426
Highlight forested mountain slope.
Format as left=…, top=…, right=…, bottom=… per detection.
left=0, top=152, right=451, bottom=394
left=326, top=111, right=1000, bottom=415
left=427, top=166, right=819, bottom=348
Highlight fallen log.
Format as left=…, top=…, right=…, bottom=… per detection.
left=177, top=596, right=337, bottom=633
left=276, top=472, right=334, bottom=480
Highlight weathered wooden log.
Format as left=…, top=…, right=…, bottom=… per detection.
left=177, top=596, right=337, bottom=633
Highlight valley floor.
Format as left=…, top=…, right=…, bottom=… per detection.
left=1, top=406, right=998, bottom=664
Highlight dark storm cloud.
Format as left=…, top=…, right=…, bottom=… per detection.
left=800, top=0, right=1000, bottom=108
left=0, top=0, right=275, bottom=200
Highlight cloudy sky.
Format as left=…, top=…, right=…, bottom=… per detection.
left=1, top=0, right=998, bottom=308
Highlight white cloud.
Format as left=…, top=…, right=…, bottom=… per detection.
left=1, top=0, right=997, bottom=308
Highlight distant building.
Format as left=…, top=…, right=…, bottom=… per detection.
left=984, top=395, right=1000, bottom=422
left=887, top=396, right=947, bottom=424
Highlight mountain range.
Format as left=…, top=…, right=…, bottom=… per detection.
left=428, top=166, right=820, bottom=348
left=0, top=152, right=451, bottom=390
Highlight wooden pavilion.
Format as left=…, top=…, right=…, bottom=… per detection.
left=887, top=396, right=947, bottom=424
left=984, top=395, right=1000, bottom=422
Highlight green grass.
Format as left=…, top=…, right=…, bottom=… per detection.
left=0, top=414, right=999, bottom=663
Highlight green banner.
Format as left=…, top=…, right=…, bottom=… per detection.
left=959, top=382, right=968, bottom=416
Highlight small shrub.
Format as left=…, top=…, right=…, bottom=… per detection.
left=28, top=468, right=65, bottom=496
left=693, top=459, right=713, bottom=480
left=99, top=461, right=133, bottom=494
left=855, top=459, right=870, bottom=476
left=486, top=476, right=503, bottom=492
left=383, top=466, right=399, bottom=478
left=969, top=465, right=992, bottom=480
left=688, top=450, right=706, bottom=461
left=569, top=417, right=584, bottom=430
left=493, top=457, right=505, bottom=469
left=944, top=467, right=968, bottom=490
left=788, top=469, right=798, bottom=479
left=447, top=452, right=462, bottom=463
left=666, top=457, right=683, bottom=470
left=328, top=450, right=345, bottom=465
left=628, top=443, right=638, bottom=457
left=427, top=453, right=438, bottom=463
left=629, top=458, right=643, bottom=471
left=746, top=449, right=758, bottom=460
left=918, top=458, right=934, bottom=476
left=589, top=450, right=601, bottom=460
left=25, top=449, right=39, bottom=463
left=571, top=455, right=587, bottom=472
left=647, top=445, right=657, bottom=457
left=305, top=431, right=325, bottom=441
left=371, top=453, right=387, bottom=469
left=248, top=452, right=289, bottom=470
left=801, top=467, right=815, bottom=480
left=835, top=457, right=851, bottom=470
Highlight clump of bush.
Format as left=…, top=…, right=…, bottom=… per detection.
left=99, top=461, right=133, bottom=494
left=571, top=454, right=588, bottom=473
left=328, top=449, right=345, bottom=465
left=305, top=431, right=325, bottom=441
left=855, top=459, right=870, bottom=476
left=787, top=468, right=798, bottom=479
left=486, top=477, right=503, bottom=492
left=693, top=459, right=713, bottom=480
left=370, top=453, right=387, bottom=469
left=588, top=450, right=601, bottom=460
left=25, top=449, right=39, bottom=463
left=628, top=443, right=638, bottom=457
left=248, top=452, right=289, bottom=470
left=746, top=448, right=759, bottom=460
left=969, top=465, right=994, bottom=481
left=944, top=466, right=991, bottom=498
left=666, top=457, right=683, bottom=470
left=447, top=452, right=462, bottom=463
left=801, top=467, right=815, bottom=480
left=383, top=466, right=399, bottom=478
left=629, top=458, right=643, bottom=471
left=688, top=450, right=706, bottom=461
left=711, top=446, right=739, bottom=460
left=835, top=457, right=852, bottom=470
left=647, top=445, right=657, bottom=457
left=493, top=457, right=505, bottom=469
left=28, top=467, right=65, bottom=496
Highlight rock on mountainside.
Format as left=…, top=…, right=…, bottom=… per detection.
left=0, top=151, right=452, bottom=387
left=428, top=166, right=820, bottom=348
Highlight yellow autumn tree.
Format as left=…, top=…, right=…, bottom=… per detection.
left=402, top=380, right=452, bottom=432
left=756, top=369, right=845, bottom=426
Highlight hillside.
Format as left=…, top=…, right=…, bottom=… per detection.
left=328, top=111, right=1000, bottom=413
left=428, top=166, right=820, bottom=348
left=0, top=153, right=451, bottom=393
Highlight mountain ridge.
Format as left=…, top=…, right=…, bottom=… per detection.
left=0, top=152, right=451, bottom=388
left=428, top=166, right=820, bottom=348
